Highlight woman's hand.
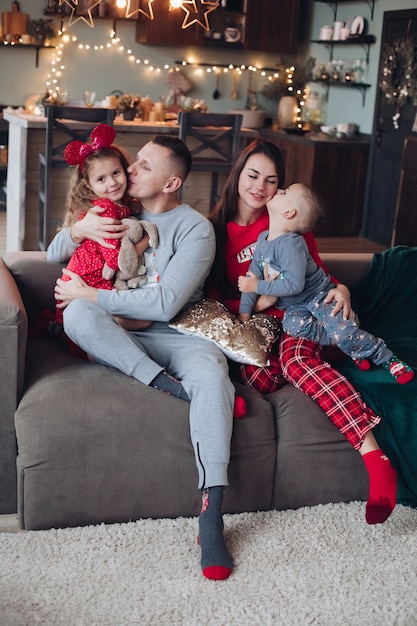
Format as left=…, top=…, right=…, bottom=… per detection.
left=70, top=205, right=128, bottom=248
left=325, top=283, right=356, bottom=320
left=254, top=294, right=278, bottom=312
left=55, top=270, right=98, bottom=308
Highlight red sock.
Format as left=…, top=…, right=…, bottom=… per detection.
left=362, top=450, right=397, bottom=524
left=354, top=358, right=371, bottom=371
left=233, top=395, right=246, bottom=419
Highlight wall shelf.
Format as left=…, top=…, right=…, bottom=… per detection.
left=312, top=1, right=376, bottom=108
left=311, top=34, right=376, bottom=63
left=1, top=43, right=55, bottom=67
left=311, top=79, right=371, bottom=105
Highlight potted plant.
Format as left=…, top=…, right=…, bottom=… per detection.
left=28, top=18, right=57, bottom=46
left=116, top=94, right=141, bottom=120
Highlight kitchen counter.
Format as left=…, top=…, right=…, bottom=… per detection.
left=3, top=110, right=370, bottom=250
left=4, top=110, right=260, bottom=251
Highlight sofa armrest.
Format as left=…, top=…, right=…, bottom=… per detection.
left=320, top=252, right=373, bottom=288
left=0, top=257, right=28, bottom=513
left=0, top=252, right=64, bottom=514
left=2, top=252, right=64, bottom=322
left=0, top=257, right=28, bottom=404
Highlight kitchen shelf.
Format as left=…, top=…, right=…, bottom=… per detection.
left=311, top=34, right=376, bottom=62
left=311, top=79, right=371, bottom=105
left=313, top=0, right=375, bottom=21
left=0, top=43, right=55, bottom=67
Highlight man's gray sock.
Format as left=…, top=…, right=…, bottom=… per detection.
left=150, top=371, right=190, bottom=401
left=199, top=486, right=233, bottom=580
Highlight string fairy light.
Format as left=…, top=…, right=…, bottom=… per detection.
left=41, top=27, right=304, bottom=110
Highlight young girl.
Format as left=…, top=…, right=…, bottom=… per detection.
left=54, top=123, right=133, bottom=326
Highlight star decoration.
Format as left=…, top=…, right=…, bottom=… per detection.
left=125, top=0, right=155, bottom=20
left=58, top=0, right=78, bottom=8
left=177, top=0, right=219, bottom=31
left=68, top=0, right=103, bottom=28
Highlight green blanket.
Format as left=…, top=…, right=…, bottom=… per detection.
left=336, top=245, right=417, bottom=507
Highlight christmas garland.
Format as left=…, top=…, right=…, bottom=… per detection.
left=379, top=36, right=417, bottom=128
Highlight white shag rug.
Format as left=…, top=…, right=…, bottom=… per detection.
left=1, top=502, right=417, bottom=626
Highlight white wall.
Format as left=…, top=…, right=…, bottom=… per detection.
left=1, top=0, right=416, bottom=133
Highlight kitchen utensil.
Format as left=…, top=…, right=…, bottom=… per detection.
left=333, top=21, right=344, bottom=40
left=319, top=25, right=333, bottom=40
left=2, top=1, right=28, bottom=37
left=224, top=27, right=241, bottom=43
left=245, top=72, right=258, bottom=109
left=213, top=73, right=220, bottom=100
left=350, top=16, right=365, bottom=35
left=320, top=125, right=337, bottom=136
left=230, top=71, right=238, bottom=99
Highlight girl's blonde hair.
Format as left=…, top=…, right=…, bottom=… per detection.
left=61, top=145, right=131, bottom=228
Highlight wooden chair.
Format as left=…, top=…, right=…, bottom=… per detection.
left=178, top=111, right=243, bottom=211
left=38, top=105, right=116, bottom=250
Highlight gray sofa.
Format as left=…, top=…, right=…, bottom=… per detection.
left=0, top=251, right=374, bottom=530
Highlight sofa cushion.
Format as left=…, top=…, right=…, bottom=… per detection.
left=268, top=385, right=368, bottom=511
left=15, top=338, right=277, bottom=530
left=170, top=299, right=281, bottom=367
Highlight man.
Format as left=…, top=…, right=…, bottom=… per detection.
left=50, top=135, right=234, bottom=580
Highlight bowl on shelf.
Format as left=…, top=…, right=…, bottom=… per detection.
left=320, top=125, right=337, bottom=136
left=228, top=108, right=266, bottom=129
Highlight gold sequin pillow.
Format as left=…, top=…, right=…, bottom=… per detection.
left=169, top=299, right=281, bottom=367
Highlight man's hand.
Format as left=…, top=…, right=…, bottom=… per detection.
left=325, top=283, right=355, bottom=320
left=54, top=269, right=98, bottom=308
left=238, top=271, right=258, bottom=293
left=70, top=205, right=128, bottom=248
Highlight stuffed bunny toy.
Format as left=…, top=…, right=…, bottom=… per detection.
left=102, top=217, right=159, bottom=289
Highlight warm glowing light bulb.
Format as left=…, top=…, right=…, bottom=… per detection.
left=116, top=0, right=127, bottom=8
left=170, top=0, right=183, bottom=8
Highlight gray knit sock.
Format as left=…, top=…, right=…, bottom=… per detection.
left=199, top=486, right=233, bottom=580
left=150, top=371, right=190, bottom=401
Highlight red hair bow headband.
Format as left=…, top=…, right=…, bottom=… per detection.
left=64, top=124, right=117, bottom=169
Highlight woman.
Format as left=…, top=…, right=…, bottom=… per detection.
left=208, top=138, right=396, bottom=526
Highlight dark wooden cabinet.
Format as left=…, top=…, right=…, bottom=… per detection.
left=245, top=0, right=301, bottom=53
left=136, top=0, right=303, bottom=53
left=136, top=0, right=204, bottom=47
left=264, top=131, right=370, bottom=237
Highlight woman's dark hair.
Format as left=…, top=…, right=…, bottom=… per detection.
left=208, top=138, right=286, bottom=301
